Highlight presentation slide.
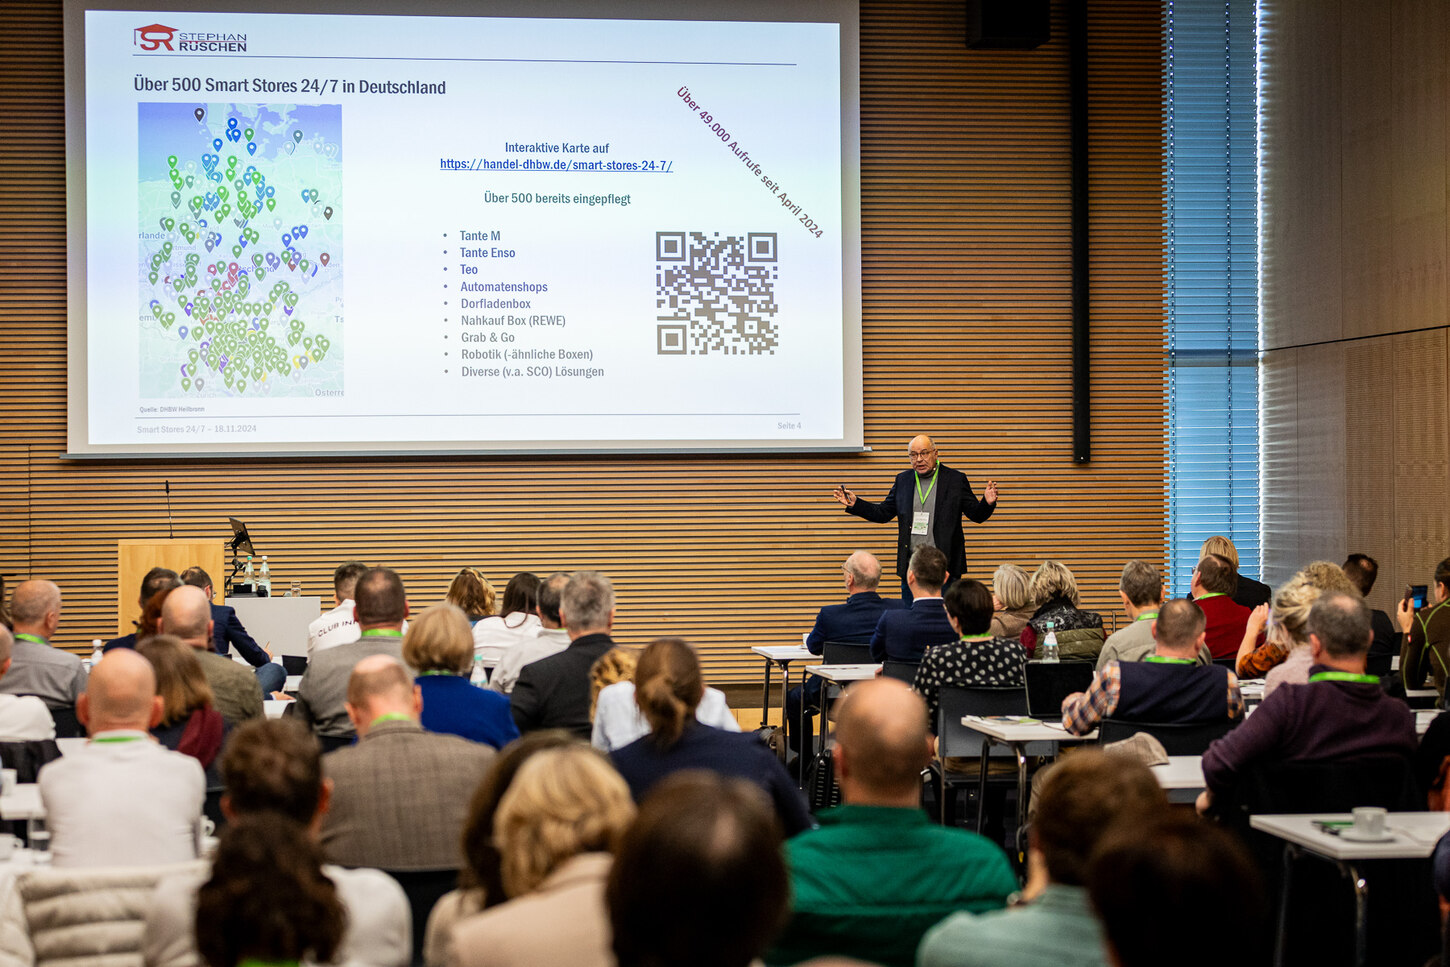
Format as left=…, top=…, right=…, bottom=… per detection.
left=66, top=3, right=861, bottom=456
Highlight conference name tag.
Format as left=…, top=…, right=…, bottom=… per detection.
left=912, top=511, right=930, bottom=535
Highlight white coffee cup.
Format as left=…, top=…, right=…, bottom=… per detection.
left=1352, top=806, right=1388, bottom=838
left=0, top=769, right=16, bottom=797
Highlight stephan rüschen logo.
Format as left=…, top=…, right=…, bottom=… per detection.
left=133, top=23, right=248, bottom=52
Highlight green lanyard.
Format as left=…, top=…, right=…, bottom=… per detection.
left=1195, top=593, right=1225, bottom=602
left=1134, top=611, right=1159, bottom=622
left=416, top=670, right=456, bottom=677
left=369, top=712, right=414, bottom=729
left=360, top=628, right=403, bottom=638
left=92, top=734, right=145, bottom=744
left=915, top=463, right=940, bottom=504
left=1308, top=671, right=1380, bottom=685
left=959, top=633, right=993, bottom=642
left=13, top=633, right=45, bottom=646
left=1145, top=655, right=1193, bottom=665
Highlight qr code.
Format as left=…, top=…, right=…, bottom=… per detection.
left=655, top=231, right=778, bottom=356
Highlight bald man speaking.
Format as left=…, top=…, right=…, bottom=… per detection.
left=834, top=434, right=999, bottom=602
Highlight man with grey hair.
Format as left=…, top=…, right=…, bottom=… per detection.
left=510, top=570, right=616, bottom=737
left=489, top=571, right=572, bottom=695
left=158, top=585, right=263, bottom=726
left=0, top=580, right=87, bottom=719
left=0, top=625, right=55, bottom=740
left=1098, top=561, right=1211, bottom=670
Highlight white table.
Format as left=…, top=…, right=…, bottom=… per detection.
left=959, top=716, right=1098, bottom=837
left=1417, top=709, right=1439, bottom=735
left=801, top=663, right=882, bottom=684
left=1150, top=755, right=1205, bottom=802
left=0, top=784, right=43, bottom=821
left=225, top=595, right=322, bottom=659
left=1251, top=812, right=1450, bottom=966
left=750, top=645, right=816, bottom=725
left=264, top=699, right=293, bottom=720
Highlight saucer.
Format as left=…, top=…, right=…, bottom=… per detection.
left=1338, top=827, right=1394, bottom=842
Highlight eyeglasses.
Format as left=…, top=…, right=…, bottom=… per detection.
left=908, top=448, right=936, bottom=458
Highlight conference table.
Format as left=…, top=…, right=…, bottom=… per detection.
left=750, top=643, right=815, bottom=727
left=1251, top=811, right=1450, bottom=967
left=958, top=716, right=1098, bottom=838
left=1150, top=754, right=1206, bottom=802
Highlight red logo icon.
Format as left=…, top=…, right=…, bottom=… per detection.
left=134, top=24, right=176, bottom=51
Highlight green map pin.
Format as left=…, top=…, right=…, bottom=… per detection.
left=232, top=244, right=242, bottom=257
left=181, top=378, right=191, bottom=391
left=266, top=198, right=276, bottom=212
left=168, top=155, right=178, bottom=168
left=189, top=349, right=199, bottom=363
left=287, top=332, right=300, bottom=346
left=237, top=380, right=246, bottom=393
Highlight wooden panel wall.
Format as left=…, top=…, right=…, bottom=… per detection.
left=0, top=1, right=1166, bottom=679
left=1261, top=0, right=1450, bottom=616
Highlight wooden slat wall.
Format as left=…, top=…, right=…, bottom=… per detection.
left=0, top=0, right=1166, bottom=679
left=1261, top=0, right=1450, bottom=616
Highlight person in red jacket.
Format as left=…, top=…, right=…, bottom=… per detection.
left=1191, top=554, right=1251, bottom=661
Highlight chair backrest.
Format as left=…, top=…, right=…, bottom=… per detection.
left=822, top=641, right=872, bottom=665
left=1365, top=652, right=1394, bottom=678
left=880, top=660, right=920, bottom=684
left=1022, top=661, right=1095, bottom=719
left=1233, top=755, right=1422, bottom=817
left=1212, top=656, right=1237, bottom=669
left=0, top=740, right=62, bottom=784
left=936, top=686, right=1028, bottom=759
left=48, top=707, right=82, bottom=740
left=1097, top=717, right=1238, bottom=755
left=317, top=733, right=355, bottom=754
left=383, top=868, right=459, bottom=966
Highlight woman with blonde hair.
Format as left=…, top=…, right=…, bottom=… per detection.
left=1020, top=561, right=1105, bottom=660
left=137, top=634, right=227, bottom=783
left=404, top=603, right=518, bottom=749
left=988, top=563, right=1034, bottom=639
left=1236, top=561, right=1359, bottom=694
left=590, top=641, right=740, bottom=753
left=446, top=568, right=496, bottom=624
left=608, top=638, right=810, bottom=836
left=445, top=745, right=636, bottom=967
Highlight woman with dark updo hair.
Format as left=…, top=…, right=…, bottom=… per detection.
left=608, top=638, right=811, bottom=836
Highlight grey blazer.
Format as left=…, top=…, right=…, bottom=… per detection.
left=321, top=719, right=495, bottom=871
left=294, top=634, right=409, bottom=738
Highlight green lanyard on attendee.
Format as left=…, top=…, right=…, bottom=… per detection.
left=1145, top=656, right=1194, bottom=665
left=915, top=463, right=940, bottom=504
left=1308, top=671, right=1380, bottom=685
left=360, top=628, right=403, bottom=638
left=1195, top=593, right=1225, bottom=602
left=13, top=634, right=45, bottom=645
left=92, top=734, right=145, bottom=744
left=1134, top=611, right=1159, bottom=623
left=369, top=712, right=414, bottom=729
left=959, top=633, right=993, bottom=643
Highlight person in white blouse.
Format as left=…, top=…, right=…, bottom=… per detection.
left=472, top=573, right=542, bottom=667
left=490, top=573, right=571, bottom=694
left=592, top=679, right=740, bottom=752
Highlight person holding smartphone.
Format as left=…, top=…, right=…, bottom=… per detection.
left=1398, top=558, right=1450, bottom=702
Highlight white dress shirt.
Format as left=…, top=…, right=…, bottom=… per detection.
left=309, top=599, right=359, bottom=658
left=591, top=682, right=741, bottom=752
left=488, top=627, right=571, bottom=694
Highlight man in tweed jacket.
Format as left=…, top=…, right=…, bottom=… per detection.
left=320, top=655, right=495, bottom=871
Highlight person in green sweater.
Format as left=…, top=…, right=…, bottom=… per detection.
left=916, top=750, right=1169, bottom=967
left=766, top=678, right=1017, bottom=967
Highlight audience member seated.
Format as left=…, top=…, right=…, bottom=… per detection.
left=321, top=655, right=495, bottom=871
left=0, top=580, right=87, bottom=715
left=1198, top=535, right=1272, bottom=609
left=0, top=625, right=54, bottom=740
left=1237, top=562, right=1357, bottom=692
left=0, top=576, right=9, bottom=630
left=158, top=585, right=263, bottom=726
left=446, top=566, right=498, bottom=625
left=913, top=578, right=1026, bottom=730
left=181, top=566, right=285, bottom=695
left=918, top=750, right=1169, bottom=967
left=510, top=571, right=617, bottom=737
left=424, top=730, right=577, bottom=967
left=1400, top=556, right=1450, bottom=702
left=105, top=566, right=181, bottom=651
left=787, top=551, right=904, bottom=754
left=1062, top=598, right=1243, bottom=736
left=144, top=717, right=410, bottom=967
left=1199, top=591, right=1417, bottom=816
left=308, top=560, right=370, bottom=658
left=1098, top=560, right=1208, bottom=670
left=296, top=567, right=411, bottom=742
left=1087, top=814, right=1270, bottom=967
left=767, top=679, right=1015, bottom=967
left=608, top=772, right=789, bottom=967
left=988, top=563, right=1035, bottom=639
left=137, top=634, right=227, bottom=785
left=403, top=603, right=519, bottom=749
left=445, top=745, right=636, bottom=967
left=39, top=649, right=203, bottom=867
left=610, top=638, right=810, bottom=836
left=472, top=572, right=542, bottom=667
left=1019, top=561, right=1104, bottom=660
left=869, top=545, right=956, bottom=663
left=1188, top=554, right=1253, bottom=661
left=593, top=645, right=739, bottom=752
left=192, top=816, right=348, bottom=967
left=488, top=572, right=571, bottom=695
left=1342, top=553, right=1399, bottom=672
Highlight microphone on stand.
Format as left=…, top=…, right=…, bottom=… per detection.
left=165, top=479, right=175, bottom=539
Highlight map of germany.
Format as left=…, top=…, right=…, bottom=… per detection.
left=138, top=102, right=342, bottom=398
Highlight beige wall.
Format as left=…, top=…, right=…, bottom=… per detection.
left=1261, top=0, right=1450, bottom=614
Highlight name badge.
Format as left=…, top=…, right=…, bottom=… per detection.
left=912, top=511, right=930, bottom=535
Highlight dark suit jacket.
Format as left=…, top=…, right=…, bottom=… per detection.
left=1233, top=576, right=1273, bottom=610
left=510, top=632, right=614, bottom=737
left=869, top=598, right=957, bottom=663
left=806, top=591, right=906, bottom=654
left=845, top=462, right=995, bottom=579
left=210, top=604, right=269, bottom=667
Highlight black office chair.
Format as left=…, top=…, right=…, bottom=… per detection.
left=0, top=740, right=62, bottom=842
left=822, top=641, right=872, bottom=665
left=1022, top=660, right=1095, bottom=720
left=317, top=733, right=355, bottom=753
left=881, top=660, right=920, bottom=684
left=932, top=686, right=1029, bottom=827
left=48, top=707, right=83, bottom=740
left=1212, top=656, right=1238, bottom=669
left=1096, top=717, right=1238, bottom=755
left=383, top=868, right=459, bottom=966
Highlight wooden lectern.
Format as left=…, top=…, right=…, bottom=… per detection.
left=116, top=539, right=226, bottom=636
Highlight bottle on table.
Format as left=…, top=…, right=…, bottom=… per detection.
left=86, top=639, right=103, bottom=671
left=1040, top=620, right=1060, bottom=663
left=244, top=555, right=255, bottom=590
left=470, top=654, right=488, bottom=686
left=259, top=556, right=272, bottom=597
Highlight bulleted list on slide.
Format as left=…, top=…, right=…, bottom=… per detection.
left=80, top=9, right=849, bottom=451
